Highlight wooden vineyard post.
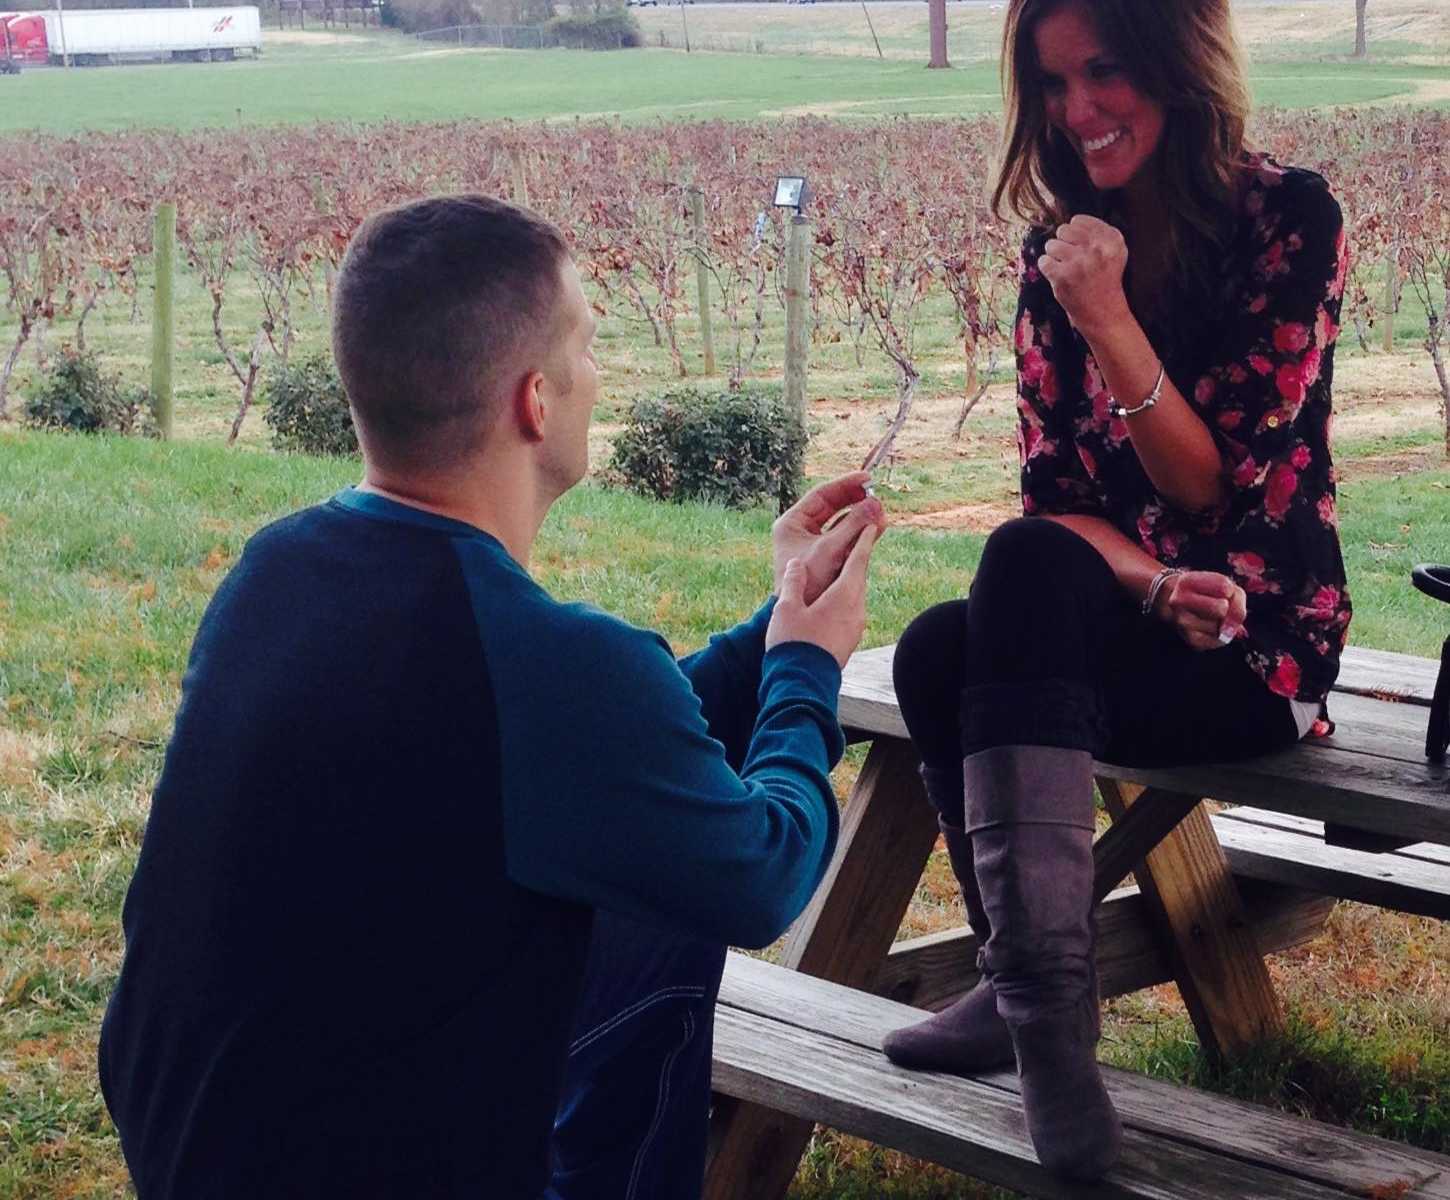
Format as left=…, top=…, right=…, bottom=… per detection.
left=1382, top=249, right=1398, bottom=352
left=783, top=213, right=810, bottom=424
left=512, top=150, right=530, bottom=209
left=689, top=188, right=716, bottom=376
left=150, top=201, right=176, bottom=440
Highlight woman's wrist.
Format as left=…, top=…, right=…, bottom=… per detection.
left=1142, top=567, right=1182, bottom=619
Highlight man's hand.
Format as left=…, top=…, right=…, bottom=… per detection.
left=766, top=525, right=878, bottom=669
left=773, top=471, right=887, bottom=604
left=1037, top=215, right=1132, bottom=341
left=1154, top=570, right=1248, bottom=652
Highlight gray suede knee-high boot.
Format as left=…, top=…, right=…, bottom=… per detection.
left=881, top=767, right=1014, bottom=1074
left=964, top=744, right=1122, bottom=1182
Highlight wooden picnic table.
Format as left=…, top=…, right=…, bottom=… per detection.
left=704, top=643, right=1450, bottom=1199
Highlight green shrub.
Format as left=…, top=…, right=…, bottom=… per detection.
left=380, top=0, right=480, bottom=32
left=23, top=349, right=155, bottom=436
left=545, top=7, right=642, bottom=48
left=607, top=385, right=806, bottom=512
left=262, top=354, right=359, bottom=458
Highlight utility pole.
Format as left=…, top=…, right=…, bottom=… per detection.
left=56, top=0, right=71, bottom=67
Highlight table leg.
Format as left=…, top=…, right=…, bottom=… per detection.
left=704, top=737, right=940, bottom=1200
left=1097, top=779, right=1285, bottom=1059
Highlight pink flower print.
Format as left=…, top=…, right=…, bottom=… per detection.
left=1268, top=653, right=1302, bottom=698
left=1248, top=353, right=1274, bottom=376
left=1228, top=550, right=1271, bottom=593
left=1077, top=444, right=1098, bottom=478
left=1158, top=529, right=1185, bottom=562
left=1275, top=363, right=1305, bottom=406
left=1248, top=293, right=1268, bottom=314
left=1314, top=305, right=1339, bottom=347
left=1300, top=346, right=1322, bottom=389
left=1084, top=358, right=1106, bottom=400
left=1039, top=362, right=1059, bottom=406
left=1023, top=492, right=1039, bottom=515
left=1245, top=190, right=1264, bottom=217
left=1136, top=515, right=1158, bottom=558
left=1287, top=233, right=1303, bottom=253
left=1019, top=420, right=1044, bottom=462
left=1233, top=454, right=1260, bottom=488
left=1194, top=375, right=1216, bottom=406
left=1228, top=363, right=1249, bottom=385
left=1291, top=444, right=1312, bottom=469
left=1317, top=493, right=1338, bottom=528
left=1014, top=312, right=1033, bottom=353
left=1311, top=585, right=1340, bottom=614
left=1021, top=345, right=1047, bottom=390
left=1217, top=409, right=1244, bottom=431
left=1272, top=322, right=1310, bottom=354
left=1265, top=462, right=1299, bottom=520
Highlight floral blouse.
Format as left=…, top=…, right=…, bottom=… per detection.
left=1014, top=153, right=1352, bottom=709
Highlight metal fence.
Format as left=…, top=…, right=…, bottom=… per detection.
left=415, top=23, right=633, bottom=50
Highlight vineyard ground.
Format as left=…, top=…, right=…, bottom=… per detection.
left=2, top=17, right=1448, bottom=133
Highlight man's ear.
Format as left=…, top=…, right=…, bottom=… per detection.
left=513, top=370, right=547, bottom=444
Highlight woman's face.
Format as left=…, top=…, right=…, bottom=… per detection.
left=1033, top=1, right=1165, bottom=195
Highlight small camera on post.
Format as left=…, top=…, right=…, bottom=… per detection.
left=773, top=176, right=810, bottom=213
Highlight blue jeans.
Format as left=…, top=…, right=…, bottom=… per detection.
left=546, top=910, right=728, bottom=1200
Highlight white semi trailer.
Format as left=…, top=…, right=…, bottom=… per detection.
left=37, top=6, right=261, bottom=64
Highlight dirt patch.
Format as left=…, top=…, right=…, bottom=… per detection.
left=1329, top=352, right=1444, bottom=441
left=1339, top=442, right=1445, bottom=480
left=892, top=501, right=1017, bottom=532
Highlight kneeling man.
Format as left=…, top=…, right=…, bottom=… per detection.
left=99, top=195, right=883, bottom=1199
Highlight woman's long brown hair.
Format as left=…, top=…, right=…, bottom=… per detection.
left=992, top=0, right=1251, bottom=286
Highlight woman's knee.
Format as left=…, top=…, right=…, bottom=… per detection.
left=977, top=518, right=1100, bottom=592
left=893, top=600, right=968, bottom=701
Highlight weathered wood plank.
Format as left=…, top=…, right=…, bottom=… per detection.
left=704, top=737, right=940, bottom=1200
left=1092, top=789, right=1202, bottom=903
left=1094, top=750, right=1450, bottom=846
left=840, top=648, right=1450, bottom=848
left=1337, top=645, right=1437, bottom=705
left=714, top=1006, right=1352, bottom=1200
left=719, top=955, right=1450, bottom=1200
left=875, top=881, right=1333, bottom=1011
left=1214, top=811, right=1450, bottom=919
left=1098, top=781, right=1285, bottom=1058
left=1222, top=806, right=1450, bottom=869
left=1317, top=690, right=1435, bottom=763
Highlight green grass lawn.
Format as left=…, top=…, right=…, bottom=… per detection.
left=2, top=32, right=1448, bottom=132
left=2, top=427, right=1448, bottom=1198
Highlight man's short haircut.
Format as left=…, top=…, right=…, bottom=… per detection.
left=332, top=194, right=570, bottom=469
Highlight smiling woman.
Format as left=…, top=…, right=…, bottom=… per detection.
left=879, top=0, right=1354, bottom=1184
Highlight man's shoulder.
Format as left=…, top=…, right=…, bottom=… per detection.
left=452, top=541, right=676, bottom=684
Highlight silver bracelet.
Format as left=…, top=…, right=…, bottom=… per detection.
left=1142, top=567, right=1182, bottom=616
left=1109, top=362, right=1166, bottom=419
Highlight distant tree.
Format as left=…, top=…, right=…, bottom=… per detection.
left=1353, top=0, right=1367, bottom=57
left=927, top=0, right=948, bottom=68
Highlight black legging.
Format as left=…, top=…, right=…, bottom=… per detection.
left=893, top=518, right=1300, bottom=823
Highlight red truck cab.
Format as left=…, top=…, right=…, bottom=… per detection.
left=3, top=13, right=48, bottom=65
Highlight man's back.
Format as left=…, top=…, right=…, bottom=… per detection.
left=99, top=497, right=595, bottom=1198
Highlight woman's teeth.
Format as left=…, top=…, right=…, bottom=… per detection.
left=1083, top=129, right=1124, bottom=153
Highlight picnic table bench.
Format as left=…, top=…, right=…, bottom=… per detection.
left=704, top=643, right=1450, bottom=1199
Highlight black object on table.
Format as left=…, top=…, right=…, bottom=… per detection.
left=1412, top=564, right=1450, bottom=763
